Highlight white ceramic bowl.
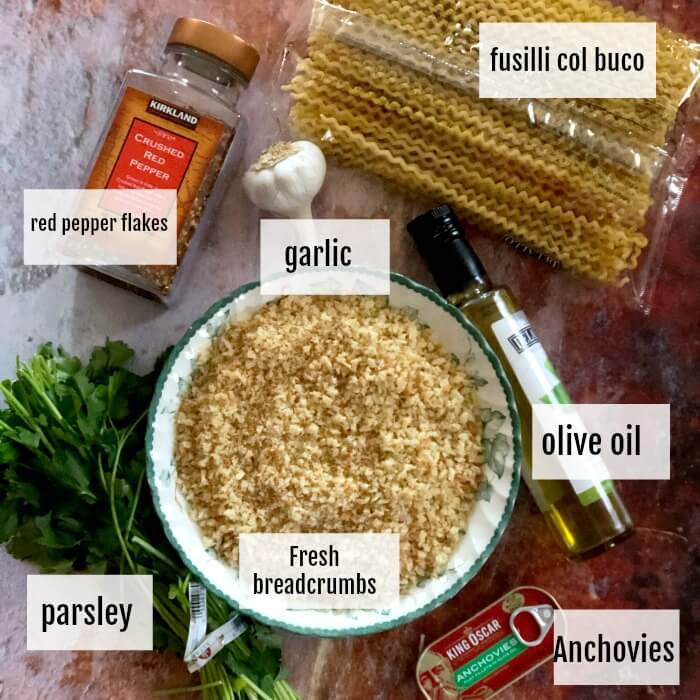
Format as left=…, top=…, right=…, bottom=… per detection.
left=146, top=273, right=521, bottom=636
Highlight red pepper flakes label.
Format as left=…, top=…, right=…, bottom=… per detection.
left=86, top=86, right=227, bottom=237
left=105, top=118, right=197, bottom=191
left=417, top=586, right=559, bottom=699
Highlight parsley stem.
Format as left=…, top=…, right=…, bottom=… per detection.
left=153, top=590, right=188, bottom=640
left=16, top=368, right=63, bottom=422
left=131, top=535, right=181, bottom=572
left=278, top=681, right=299, bottom=700
left=17, top=366, right=84, bottom=454
left=125, top=470, right=144, bottom=540
left=207, top=665, right=225, bottom=700
left=200, top=665, right=217, bottom=700
left=0, top=386, right=55, bottom=455
left=106, top=408, right=150, bottom=574
left=239, top=674, right=274, bottom=700
left=109, top=433, right=137, bottom=573
left=120, top=470, right=143, bottom=573
left=96, top=452, right=108, bottom=497
left=214, top=662, right=236, bottom=700
left=159, top=587, right=189, bottom=624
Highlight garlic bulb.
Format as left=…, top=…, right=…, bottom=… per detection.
left=243, top=140, right=327, bottom=218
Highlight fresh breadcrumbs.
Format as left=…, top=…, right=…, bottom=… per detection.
left=176, top=296, right=483, bottom=591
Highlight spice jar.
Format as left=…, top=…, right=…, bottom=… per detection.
left=83, top=17, right=259, bottom=302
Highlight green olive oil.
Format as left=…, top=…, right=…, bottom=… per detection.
left=408, top=205, right=633, bottom=558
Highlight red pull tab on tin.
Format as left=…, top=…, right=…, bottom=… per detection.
left=416, top=586, right=559, bottom=699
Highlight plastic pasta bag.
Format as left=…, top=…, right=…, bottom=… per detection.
left=281, top=0, right=700, bottom=309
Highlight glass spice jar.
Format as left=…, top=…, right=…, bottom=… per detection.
left=83, top=17, right=259, bottom=302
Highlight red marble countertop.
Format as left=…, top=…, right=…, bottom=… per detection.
left=0, top=1, right=698, bottom=698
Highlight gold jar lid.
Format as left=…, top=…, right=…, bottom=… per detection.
left=167, top=17, right=260, bottom=82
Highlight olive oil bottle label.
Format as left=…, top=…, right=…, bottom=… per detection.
left=85, top=86, right=227, bottom=237
left=491, top=311, right=612, bottom=506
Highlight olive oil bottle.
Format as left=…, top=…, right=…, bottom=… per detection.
left=408, top=205, right=633, bottom=558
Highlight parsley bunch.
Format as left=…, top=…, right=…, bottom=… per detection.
left=0, top=341, right=298, bottom=700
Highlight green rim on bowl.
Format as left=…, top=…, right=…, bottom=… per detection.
left=146, top=272, right=522, bottom=636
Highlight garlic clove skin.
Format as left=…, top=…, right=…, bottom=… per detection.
left=243, top=140, right=326, bottom=219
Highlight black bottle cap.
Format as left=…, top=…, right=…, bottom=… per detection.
left=407, top=204, right=490, bottom=297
